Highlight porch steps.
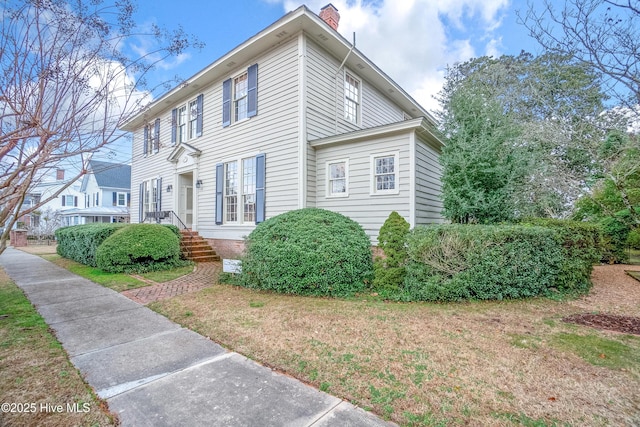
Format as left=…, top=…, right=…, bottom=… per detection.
left=180, top=230, right=220, bottom=263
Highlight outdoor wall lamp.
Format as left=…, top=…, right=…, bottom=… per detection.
left=196, top=179, right=203, bottom=189
left=166, top=184, right=173, bottom=193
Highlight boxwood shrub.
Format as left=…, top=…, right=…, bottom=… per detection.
left=239, top=208, right=373, bottom=297
left=521, top=218, right=603, bottom=292
left=402, top=224, right=563, bottom=302
left=95, top=224, right=187, bottom=273
left=56, top=224, right=128, bottom=267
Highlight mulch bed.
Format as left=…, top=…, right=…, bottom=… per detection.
left=563, top=313, right=640, bottom=336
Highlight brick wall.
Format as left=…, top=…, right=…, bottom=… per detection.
left=208, top=239, right=245, bottom=259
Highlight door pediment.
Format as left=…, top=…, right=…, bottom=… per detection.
left=167, top=143, right=202, bottom=168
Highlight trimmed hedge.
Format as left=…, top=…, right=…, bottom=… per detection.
left=402, top=224, right=564, bottom=301
left=239, top=208, right=373, bottom=297
left=56, top=224, right=128, bottom=267
left=521, top=218, right=603, bottom=292
left=95, top=224, right=186, bottom=273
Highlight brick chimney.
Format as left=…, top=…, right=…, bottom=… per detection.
left=319, top=4, right=340, bottom=31
left=56, top=169, right=65, bottom=180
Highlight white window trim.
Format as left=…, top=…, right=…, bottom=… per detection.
left=117, top=192, right=127, bottom=207
left=232, top=70, right=249, bottom=126
left=144, top=123, right=155, bottom=156
left=176, top=95, right=200, bottom=143
left=221, top=153, right=260, bottom=225
left=370, top=151, right=400, bottom=196
left=326, top=158, right=349, bottom=198
left=344, top=70, right=361, bottom=125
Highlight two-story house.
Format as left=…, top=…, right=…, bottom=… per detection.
left=22, top=169, right=84, bottom=228
left=60, top=160, right=131, bottom=225
left=122, top=4, right=444, bottom=258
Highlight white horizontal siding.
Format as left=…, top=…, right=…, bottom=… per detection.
left=414, top=136, right=444, bottom=225
left=305, top=38, right=405, bottom=141
left=129, top=36, right=301, bottom=240
left=314, top=134, right=411, bottom=242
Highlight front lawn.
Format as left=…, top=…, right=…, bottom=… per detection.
left=150, top=264, right=640, bottom=426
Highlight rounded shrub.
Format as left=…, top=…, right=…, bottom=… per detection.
left=95, top=224, right=185, bottom=273
left=240, top=208, right=373, bottom=297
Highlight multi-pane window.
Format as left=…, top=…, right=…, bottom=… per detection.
left=143, top=179, right=158, bottom=216
left=224, top=161, right=238, bottom=222
left=223, top=157, right=257, bottom=224
left=64, top=195, right=75, bottom=206
left=327, top=160, right=348, bottom=197
left=188, top=99, right=198, bottom=139
left=371, top=153, right=399, bottom=194
left=146, top=124, right=154, bottom=154
left=344, top=73, right=360, bottom=124
left=234, top=72, right=248, bottom=122
left=177, top=106, right=187, bottom=143
left=242, top=157, right=256, bottom=222
left=117, top=192, right=126, bottom=207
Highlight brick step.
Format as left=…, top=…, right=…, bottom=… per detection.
left=179, top=230, right=219, bottom=263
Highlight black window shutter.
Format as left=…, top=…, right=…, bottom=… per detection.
left=139, top=183, right=144, bottom=222
left=222, top=79, right=231, bottom=127
left=143, top=125, right=148, bottom=155
left=196, top=94, right=204, bottom=137
left=74, top=196, right=78, bottom=207
left=171, top=109, right=177, bottom=145
left=255, top=153, right=266, bottom=223
left=61, top=195, right=65, bottom=206
left=247, top=64, right=258, bottom=118
left=127, top=193, right=130, bottom=207
left=112, top=192, right=117, bottom=206
left=154, top=118, right=160, bottom=152
left=215, top=163, right=224, bottom=224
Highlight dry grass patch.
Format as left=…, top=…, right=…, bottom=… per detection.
left=0, top=270, right=116, bottom=426
left=150, top=266, right=640, bottom=426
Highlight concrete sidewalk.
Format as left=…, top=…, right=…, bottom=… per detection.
left=0, top=247, right=394, bottom=426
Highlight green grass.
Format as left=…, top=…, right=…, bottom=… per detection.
left=43, top=254, right=148, bottom=292
left=551, top=333, right=640, bottom=373
left=0, top=276, right=115, bottom=425
left=140, top=264, right=194, bottom=282
left=629, top=249, right=640, bottom=265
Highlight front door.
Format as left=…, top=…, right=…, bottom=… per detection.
left=180, top=185, right=193, bottom=228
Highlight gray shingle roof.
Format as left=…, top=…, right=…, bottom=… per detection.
left=88, top=160, right=131, bottom=189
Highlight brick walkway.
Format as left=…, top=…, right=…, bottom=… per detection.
left=121, top=262, right=221, bottom=304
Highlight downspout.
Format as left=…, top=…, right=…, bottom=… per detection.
left=334, top=32, right=356, bottom=134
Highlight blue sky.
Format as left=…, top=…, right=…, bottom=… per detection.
left=130, top=0, right=550, bottom=110
left=103, top=0, right=555, bottom=163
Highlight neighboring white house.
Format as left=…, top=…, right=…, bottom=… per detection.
left=19, top=168, right=85, bottom=229
left=59, top=160, right=131, bottom=225
left=121, top=4, right=444, bottom=258
left=23, top=161, right=130, bottom=231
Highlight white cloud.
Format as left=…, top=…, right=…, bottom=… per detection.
left=276, top=0, right=511, bottom=113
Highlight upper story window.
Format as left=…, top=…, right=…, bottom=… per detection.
left=143, top=118, right=160, bottom=155
left=327, top=159, right=349, bottom=197
left=234, top=73, right=248, bottom=122
left=172, top=94, right=203, bottom=145
left=114, top=192, right=127, bottom=207
left=61, top=195, right=77, bottom=207
left=177, top=105, right=187, bottom=143
left=344, top=72, right=360, bottom=124
left=222, top=64, right=258, bottom=127
left=371, top=152, right=399, bottom=195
